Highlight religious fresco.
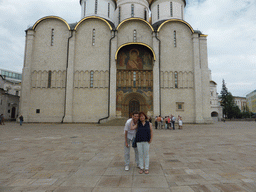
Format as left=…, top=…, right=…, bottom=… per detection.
left=117, top=45, right=153, bottom=70
left=116, top=45, right=154, bottom=117
left=116, top=87, right=153, bottom=113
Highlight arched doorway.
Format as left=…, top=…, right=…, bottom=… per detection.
left=116, top=44, right=154, bottom=118
left=11, top=107, right=16, bottom=119
left=129, top=99, right=140, bottom=117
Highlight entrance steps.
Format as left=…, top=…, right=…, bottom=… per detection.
left=98, top=117, right=128, bottom=126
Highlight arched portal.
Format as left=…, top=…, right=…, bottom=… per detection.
left=116, top=44, right=154, bottom=118
left=211, top=112, right=218, bottom=117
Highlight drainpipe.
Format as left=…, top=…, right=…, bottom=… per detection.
left=98, top=30, right=116, bottom=124
left=155, top=31, right=162, bottom=116
left=61, top=30, right=73, bottom=123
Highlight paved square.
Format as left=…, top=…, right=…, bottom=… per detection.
left=0, top=121, right=256, bottom=191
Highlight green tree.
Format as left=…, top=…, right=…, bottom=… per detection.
left=220, top=79, right=240, bottom=119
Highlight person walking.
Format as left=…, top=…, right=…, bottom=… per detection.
left=124, top=112, right=139, bottom=171
left=19, top=115, right=24, bottom=126
left=154, top=116, right=158, bottom=129
left=1, top=114, right=5, bottom=125
left=157, top=115, right=162, bottom=129
left=178, top=115, right=183, bottom=129
left=171, top=115, right=176, bottom=130
left=133, top=112, right=153, bottom=174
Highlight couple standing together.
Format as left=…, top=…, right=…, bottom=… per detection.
left=124, top=111, right=153, bottom=174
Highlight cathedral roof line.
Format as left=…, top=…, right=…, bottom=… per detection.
left=115, top=42, right=156, bottom=61
left=116, top=17, right=154, bottom=31
left=156, top=19, right=194, bottom=33
left=32, top=16, right=71, bottom=30
left=74, top=16, right=114, bottom=31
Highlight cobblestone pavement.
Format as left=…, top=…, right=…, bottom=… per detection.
left=0, top=121, right=256, bottom=192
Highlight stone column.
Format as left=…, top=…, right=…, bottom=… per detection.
left=20, top=30, right=34, bottom=122
left=192, top=33, right=204, bottom=123
left=153, top=32, right=160, bottom=117
left=200, top=35, right=213, bottom=123
left=109, top=32, right=117, bottom=119
left=63, top=31, right=76, bottom=122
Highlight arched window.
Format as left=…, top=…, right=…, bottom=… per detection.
left=92, top=29, right=95, bottom=46
left=118, top=7, right=121, bottom=23
left=108, top=3, right=110, bottom=17
left=170, top=2, right=173, bottom=17
left=131, top=4, right=134, bottom=17
left=174, top=30, right=177, bottom=47
left=51, top=29, right=54, bottom=46
left=144, top=9, right=147, bottom=20
left=48, top=70, right=52, bottom=88
left=90, top=71, right=94, bottom=88
left=133, top=30, right=137, bottom=42
left=95, top=0, right=98, bottom=14
left=174, top=72, right=178, bottom=88
left=157, top=5, right=160, bottom=20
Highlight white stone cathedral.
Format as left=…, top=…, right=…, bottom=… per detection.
left=20, top=0, right=213, bottom=123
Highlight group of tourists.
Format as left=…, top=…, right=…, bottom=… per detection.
left=124, top=111, right=153, bottom=174
left=154, top=115, right=183, bottom=130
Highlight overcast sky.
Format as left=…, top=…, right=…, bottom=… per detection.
left=0, top=0, right=255, bottom=97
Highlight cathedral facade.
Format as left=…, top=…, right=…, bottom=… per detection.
left=20, top=0, right=213, bottom=123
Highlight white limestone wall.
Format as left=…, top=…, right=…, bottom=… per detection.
left=116, top=0, right=149, bottom=25
left=158, top=22, right=195, bottom=122
left=73, top=19, right=112, bottom=122
left=117, top=20, right=153, bottom=48
left=151, top=0, right=185, bottom=25
left=81, top=0, right=116, bottom=23
left=21, top=19, right=70, bottom=122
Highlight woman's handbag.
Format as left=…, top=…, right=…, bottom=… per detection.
left=132, top=137, right=137, bottom=148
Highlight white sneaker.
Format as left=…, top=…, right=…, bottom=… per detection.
left=125, top=165, right=129, bottom=171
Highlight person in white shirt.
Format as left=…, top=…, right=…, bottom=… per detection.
left=124, top=111, right=139, bottom=171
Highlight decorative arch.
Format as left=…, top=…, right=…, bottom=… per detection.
left=122, top=92, right=148, bottom=117
left=115, top=43, right=156, bottom=61
left=157, top=19, right=194, bottom=33
left=32, top=16, right=70, bottom=30
left=116, top=18, right=154, bottom=32
left=74, top=16, right=112, bottom=31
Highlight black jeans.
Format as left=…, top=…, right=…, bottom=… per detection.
left=172, top=121, right=175, bottom=130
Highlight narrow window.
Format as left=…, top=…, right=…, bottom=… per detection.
left=157, top=5, right=160, bottom=20
left=181, top=5, right=183, bottom=19
left=16, top=91, right=19, bottom=96
left=108, top=3, right=110, bottom=17
left=170, top=2, right=173, bottom=17
left=144, top=9, right=147, bottom=20
left=118, top=7, right=121, bottom=23
left=131, top=4, right=134, bottom=17
left=84, top=1, right=86, bottom=16
left=95, top=0, right=98, bottom=14
left=51, top=29, right=54, bottom=46
left=133, top=30, right=137, bottom=42
left=133, top=72, right=136, bottom=87
left=36, top=109, right=40, bottom=114
left=92, top=29, right=95, bottom=46
left=174, top=72, right=178, bottom=88
left=90, top=71, right=94, bottom=88
left=174, top=30, right=177, bottom=47
left=48, top=70, right=52, bottom=88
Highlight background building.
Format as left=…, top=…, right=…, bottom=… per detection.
left=246, top=90, right=256, bottom=113
left=20, top=0, right=214, bottom=123
left=210, top=80, right=222, bottom=121
left=0, top=69, right=21, bottom=120
left=233, top=96, right=247, bottom=112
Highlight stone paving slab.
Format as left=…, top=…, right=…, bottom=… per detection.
left=0, top=121, right=256, bottom=191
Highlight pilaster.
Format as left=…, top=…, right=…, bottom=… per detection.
left=153, top=32, right=160, bottom=117
left=192, top=33, right=204, bottom=123
left=20, top=30, right=34, bottom=122
left=109, top=32, right=117, bottom=118
left=63, top=31, right=76, bottom=123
